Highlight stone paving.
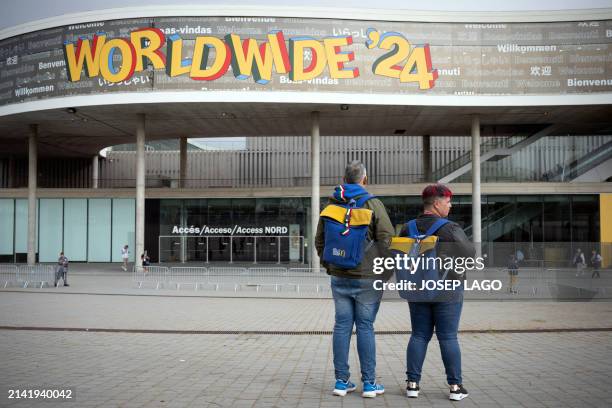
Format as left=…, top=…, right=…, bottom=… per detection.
left=1, top=292, right=612, bottom=332
left=0, top=264, right=611, bottom=407
left=0, top=330, right=610, bottom=407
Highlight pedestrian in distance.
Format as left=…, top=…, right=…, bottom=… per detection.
left=54, top=251, right=69, bottom=287
left=121, top=244, right=129, bottom=272
left=508, top=253, right=519, bottom=294
left=591, top=250, right=602, bottom=279
left=141, top=252, right=150, bottom=273
left=573, top=248, right=586, bottom=277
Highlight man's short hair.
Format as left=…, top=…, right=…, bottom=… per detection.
left=422, top=184, right=453, bottom=206
left=344, top=160, right=367, bottom=184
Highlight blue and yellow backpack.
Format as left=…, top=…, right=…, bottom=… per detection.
left=391, top=218, right=450, bottom=301
left=320, top=192, right=374, bottom=269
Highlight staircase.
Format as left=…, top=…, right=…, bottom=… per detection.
left=436, top=124, right=557, bottom=183
left=464, top=202, right=542, bottom=242
left=545, top=140, right=612, bottom=182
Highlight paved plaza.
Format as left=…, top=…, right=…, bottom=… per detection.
left=0, top=329, right=611, bottom=408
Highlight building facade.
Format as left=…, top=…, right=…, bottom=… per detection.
left=0, top=6, right=611, bottom=267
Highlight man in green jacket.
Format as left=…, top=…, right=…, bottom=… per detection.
left=315, top=160, right=394, bottom=398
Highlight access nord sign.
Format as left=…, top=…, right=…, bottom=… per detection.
left=62, top=28, right=438, bottom=89
left=172, top=225, right=290, bottom=235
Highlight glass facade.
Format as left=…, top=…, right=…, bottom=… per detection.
left=0, top=198, right=134, bottom=263
left=154, top=194, right=600, bottom=264
left=88, top=199, right=112, bottom=262
left=111, top=199, right=136, bottom=262
left=14, top=199, right=30, bottom=257
left=0, top=194, right=601, bottom=264
left=0, top=199, right=14, bottom=256
left=63, top=199, right=88, bottom=261
left=39, top=199, right=63, bottom=262
left=158, top=198, right=306, bottom=263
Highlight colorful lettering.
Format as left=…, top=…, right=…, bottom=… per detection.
left=190, top=36, right=231, bottom=81
left=166, top=34, right=191, bottom=77
left=99, top=38, right=136, bottom=83
left=288, top=37, right=326, bottom=81
left=323, top=36, right=359, bottom=79
left=61, top=27, right=437, bottom=88
left=63, top=33, right=106, bottom=82
left=130, top=27, right=166, bottom=71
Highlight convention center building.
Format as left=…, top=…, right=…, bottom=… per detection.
left=0, top=5, right=611, bottom=269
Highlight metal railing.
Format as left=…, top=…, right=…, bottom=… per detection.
left=127, top=264, right=611, bottom=300
left=0, top=264, right=19, bottom=288
left=132, top=266, right=169, bottom=289
left=432, top=135, right=527, bottom=181
left=0, top=265, right=55, bottom=288
left=131, top=266, right=330, bottom=293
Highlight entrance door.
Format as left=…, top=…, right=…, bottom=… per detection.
left=207, top=236, right=231, bottom=262
left=232, top=236, right=255, bottom=262
left=159, top=236, right=183, bottom=263
left=186, top=236, right=208, bottom=262
left=256, top=236, right=279, bottom=262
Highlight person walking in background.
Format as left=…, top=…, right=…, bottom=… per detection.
left=591, top=250, right=602, bottom=279
left=54, top=251, right=69, bottom=287
left=508, top=253, right=519, bottom=294
left=573, top=248, right=586, bottom=277
left=141, top=252, right=150, bottom=273
left=121, top=244, right=130, bottom=272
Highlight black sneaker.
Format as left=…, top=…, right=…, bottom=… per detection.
left=406, top=381, right=419, bottom=398
left=449, top=384, right=469, bottom=401
left=64, top=284, right=70, bottom=287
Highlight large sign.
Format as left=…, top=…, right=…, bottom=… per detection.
left=1, top=16, right=611, bottom=106
left=62, top=28, right=437, bottom=89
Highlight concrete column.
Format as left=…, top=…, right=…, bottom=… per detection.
left=27, top=125, right=38, bottom=265
left=310, top=111, right=320, bottom=272
left=179, top=136, right=187, bottom=188
left=92, top=155, right=99, bottom=189
left=136, top=114, right=146, bottom=267
left=422, top=134, right=432, bottom=182
left=471, top=115, right=482, bottom=257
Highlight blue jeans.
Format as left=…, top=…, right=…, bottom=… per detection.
left=406, top=295, right=463, bottom=385
left=331, top=276, right=383, bottom=383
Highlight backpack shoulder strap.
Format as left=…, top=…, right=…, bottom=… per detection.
left=407, top=219, right=420, bottom=238
left=424, top=218, right=450, bottom=236
left=354, top=193, right=375, bottom=207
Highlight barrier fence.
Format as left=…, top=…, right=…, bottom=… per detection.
left=0, top=263, right=609, bottom=300
left=0, top=264, right=55, bottom=288
left=0, top=264, right=18, bottom=288
left=132, top=266, right=330, bottom=293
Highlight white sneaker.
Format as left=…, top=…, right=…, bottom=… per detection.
left=406, top=381, right=420, bottom=398
left=449, top=384, right=469, bottom=401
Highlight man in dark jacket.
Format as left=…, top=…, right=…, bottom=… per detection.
left=54, top=251, right=69, bottom=287
left=401, top=184, right=474, bottom=402
left=315, top=160, right=394, bottom=398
